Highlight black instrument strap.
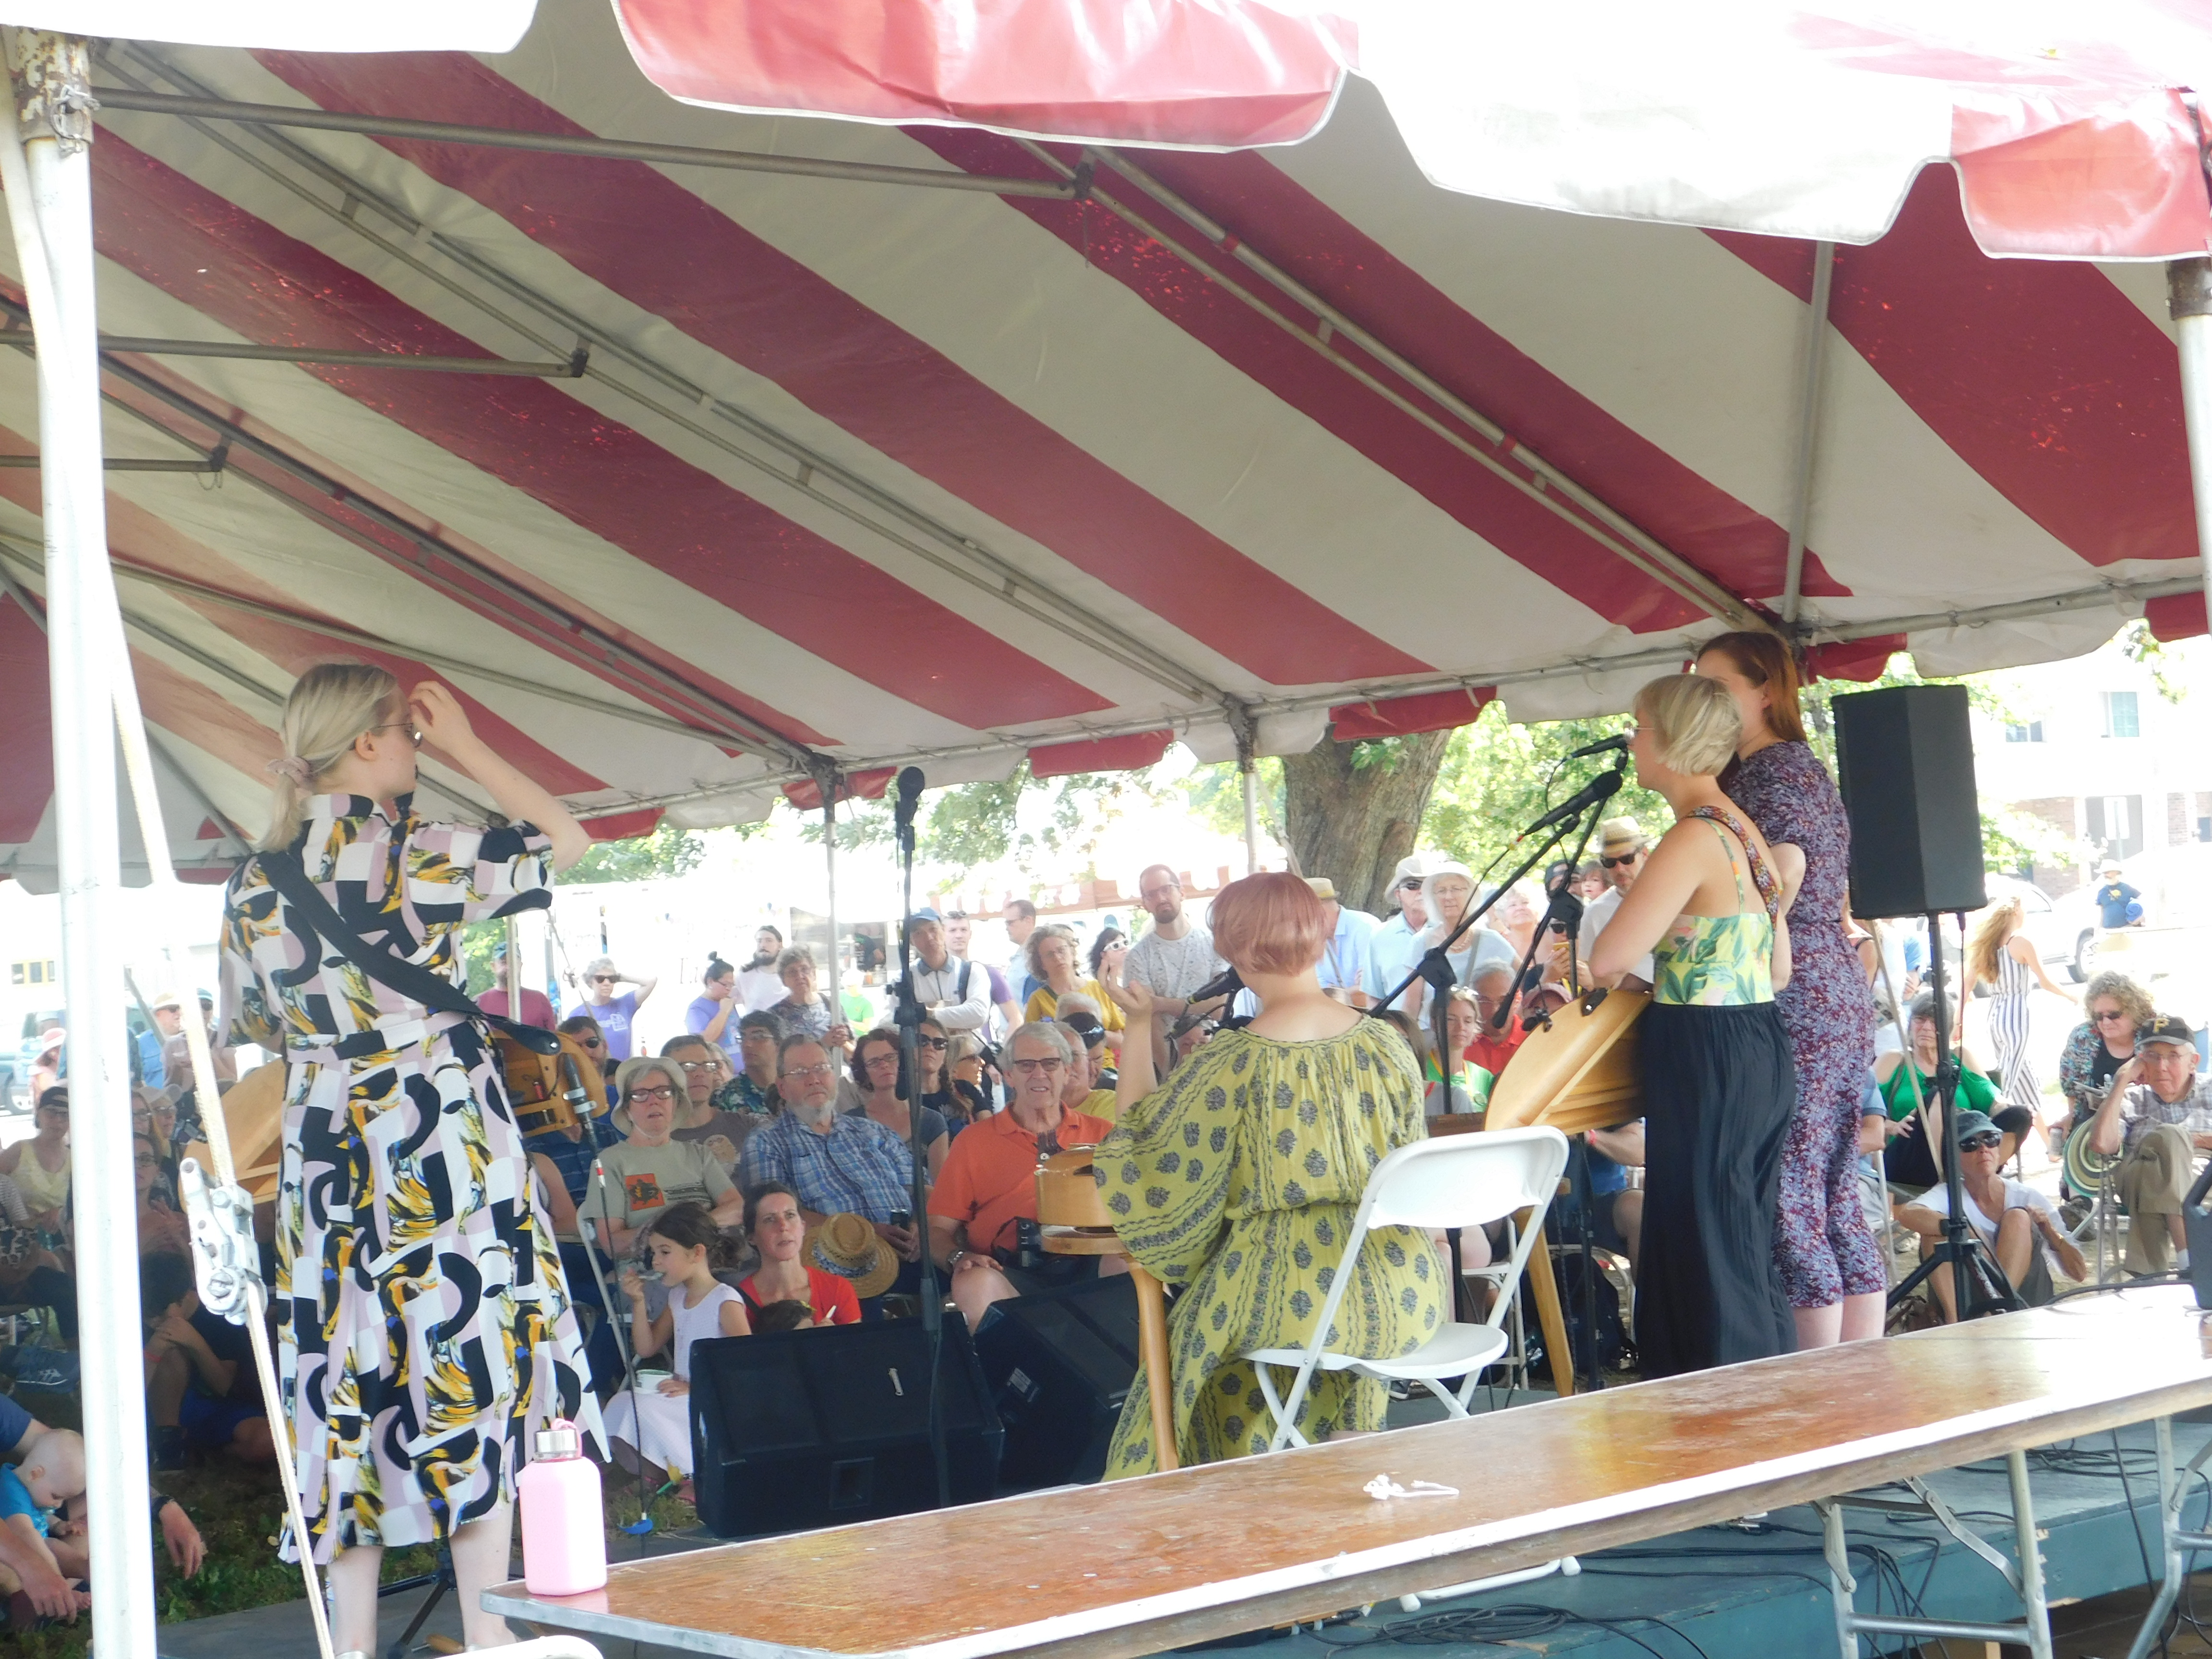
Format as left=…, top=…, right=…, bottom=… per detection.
left=255, top=848, right=559, bottom=1056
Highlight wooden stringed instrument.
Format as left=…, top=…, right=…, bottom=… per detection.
left=1481, top=986, right=1647, bottom=1134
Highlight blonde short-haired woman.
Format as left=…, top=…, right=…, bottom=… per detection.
left=1591, top=673, right=1802, bottom=1377
left=220, top=663, right=599, bottom=1653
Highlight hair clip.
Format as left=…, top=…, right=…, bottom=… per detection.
left=1364, top=1475, right=1460, bottom=1501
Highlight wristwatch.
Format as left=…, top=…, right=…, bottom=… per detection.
left=947, top=1249, right=968, bottom=1270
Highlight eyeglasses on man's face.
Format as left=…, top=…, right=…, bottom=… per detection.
left=783, top=1061, right=838, bottom=1081
left=1009, top=1057, right=1066, bottom=1076
left=1397, top=877, right=1426, bottom=892
left=675, top=1059, right=722, bottom=1073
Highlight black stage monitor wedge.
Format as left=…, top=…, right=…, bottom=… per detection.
left=1830, top=684, right=1987, bottom=920
left=974, top=1273, right=1140, bottom=1489
left=688, top=1320, right=1002, bottom=1539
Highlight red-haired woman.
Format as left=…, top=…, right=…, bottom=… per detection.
left=1096, top=873, right=1443, bottom=1473
left=1695, top=633, right=1885, bottom=1352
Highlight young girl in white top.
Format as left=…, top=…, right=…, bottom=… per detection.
left=606, top=1202, right=751, bottom=1482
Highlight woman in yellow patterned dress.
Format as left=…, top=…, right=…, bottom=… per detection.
left=219, top=664, right=600, bottom=1653
left=1591, top=673, right=1802, bottom=1376
left=1095, top=873, right=1443, bottom=1474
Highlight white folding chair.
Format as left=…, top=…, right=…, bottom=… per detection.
left=1244, top=1127, right=1572, bottom=1451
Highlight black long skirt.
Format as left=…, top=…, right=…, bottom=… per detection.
left=1635, top=1000, right=1798, bottom=1377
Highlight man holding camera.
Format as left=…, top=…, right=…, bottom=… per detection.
left=928, top=1022, right=1115, bottom=1329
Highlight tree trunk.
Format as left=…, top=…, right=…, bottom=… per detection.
left=1281, top=731, right=1454, bottom=917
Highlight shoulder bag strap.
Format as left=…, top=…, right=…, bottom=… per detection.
left=256, top=849, right=559, bottom=1055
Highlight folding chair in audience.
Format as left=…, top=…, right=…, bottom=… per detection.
left=1244, top=1127, right=1571, bottom=1451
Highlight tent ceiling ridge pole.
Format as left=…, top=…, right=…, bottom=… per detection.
left=108, top=46, right=1235, bottom=713
left=1780, top=241, right=1835, bottom=626
left=3, top=323, right=587, bottom=375
left=0, top=452, right=221, bottom=470
left=94, top=84, right=1083, bottom=201
left=1074, top=144, right=1763, bottom=633
left=15, top=313, right=823, bottom=773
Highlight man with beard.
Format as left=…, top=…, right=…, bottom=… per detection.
left=1124, top=865, right=1226, bottom=1014
left=943, top=909, right=1020, bottom=1032
left=736, top=925, right=788, bottom=1013
left=742, top=1036, right=921, bottom=1290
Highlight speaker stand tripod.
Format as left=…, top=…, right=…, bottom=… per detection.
left=1884, top=910, right=2022, bottom=1323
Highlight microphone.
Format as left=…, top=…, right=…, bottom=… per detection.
left=1186, top=965, right=1244, bottom=1007
left=893, top=766, right=925, bottom=828
left=1519, top=769, right=1626, bottom=840
left=1563, top=733, right=1630, bottom=759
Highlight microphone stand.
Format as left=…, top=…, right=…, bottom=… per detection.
left=891, top=768, right=953, bottom=1507
left=1885, top=911, right=2020, bottom=1322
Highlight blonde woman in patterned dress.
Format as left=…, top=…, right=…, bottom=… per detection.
left=1094, top=873, right=1443, bottom=1473
left=219, top=664, right=601, bottom=1653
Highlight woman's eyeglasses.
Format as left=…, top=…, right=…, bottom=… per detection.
left=132, top=1154, right=158, bottom=1169
left=591, top=974, right=619, bottom=985
left=2094, top=1010, right=2129, bottom=1024
left=918, top=1036, right=948, bottom=1051
left=626, top=1085, right=677, bottom=1103
left=366, top=721, right=423, bottom=746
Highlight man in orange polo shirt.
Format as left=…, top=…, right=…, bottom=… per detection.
left=929, top=1021, right=1114, bottom=1329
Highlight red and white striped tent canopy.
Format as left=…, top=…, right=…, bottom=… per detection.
left=5, top=0, right=2212, bottom=889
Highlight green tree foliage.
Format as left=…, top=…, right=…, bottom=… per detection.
left=805, top=764, right=1161, bottom=880
left=565, top=818, right=710, bottom=883
left=1422, top=701, right=1671, bottom=870
left=2119, top=618, right=2190, bottom=705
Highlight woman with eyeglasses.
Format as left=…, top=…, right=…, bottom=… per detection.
left=569, top=956, right=658, bottom=1063
left=661, top=1034, right=759, bottom=1177
left=1695, top=631, right=1885, bottom=1354
left=765, top=945, right=854, bottom=1064
left=1896, top=1109, right=2084, bottom=1317
left=2055, top=972, right=2154, bottom=1174
left=1023, top=926, right=1126, bottom=1051
left=579, top=1057, right=746, bottom=1267
left=217, top=662, right=601, bottom=1652
left=846, top=1030, right=950, bottom=1181
left=558, top=1012, right=615, bottom=1083
left=1088, top=926, right=1130, bottom=986
left=0, top=1087, right=72, bottom=1242
left=944, top=1031, right=998, bottom=1118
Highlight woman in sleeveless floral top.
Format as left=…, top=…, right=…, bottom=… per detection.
left=1592, top=674, right=1801, bottom=1376
left=219, top=666, right=601, bottom=1654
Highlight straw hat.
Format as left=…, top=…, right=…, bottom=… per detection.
left=1597, top=817, right=1647, bottom=855
left=804, top=1212, right=899, bottom=1299
left=1304, top=877, right=1338, bottom=901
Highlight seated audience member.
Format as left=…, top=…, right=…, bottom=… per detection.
left=0, top=1427, right=84, bottom=1621
left=0, top=1175, right=70, bottom=1341
left=2088, top=1015, right=2212, bottom=1274
left=579, top=1058, right=745, bottom=1264
left=140, top=1252, right=274, bottom=1470
left=607, top=1204, right=750, bottom=1484
left=1024, top=925, right=1126, bottom=1048
left=749, top=1300, right=816, bottom=1334
left=914, top=1018, right=986, bottom=1129
left=661, top=1034, right=759, bottom=1175
left=846, top=1029, right=950, bottom=1182
left=735, top=1181, right=863, bottom=1326
left=1556, top=1125, right=1646, bottom=1274
left=927, top=1022, right=1115, bottom=1330
left=1897, top=1109, right=2085, bottom=1316
left=559, top=1013, right=615, bottom=1083
left=133, top=1132, right=190, bottom=1259
left=1053, top=1010, right=1120, bottom=1118
left=1873, top=991, right=2000, bottom=1196
left=742, top=1037, right=923, bottom=1293
left=721, top=1010, right=785, bottom=1116
left=944, top=1032, right=997, bottom=1118
left=1420, top=988, right=1494, bottom=1116
left=2, top=1089, right=72, bottom=1244
left=1463, top=964, right=1528, bottom=1080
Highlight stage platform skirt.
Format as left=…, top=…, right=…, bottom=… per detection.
left=1635, top=999, right=1798, bottom=1377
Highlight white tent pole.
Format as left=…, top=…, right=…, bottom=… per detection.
left=0, top=29, right=154, bottom=1656
left=1782, top=241, right=1835, bottom=627
left=2168, top=259, right=2212, bottom=647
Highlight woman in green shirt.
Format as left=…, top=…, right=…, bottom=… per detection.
left=1874, top=990, right=1996, bottom=1192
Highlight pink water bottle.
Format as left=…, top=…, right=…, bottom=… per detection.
left=517, top=1418, right=607, bottom=1596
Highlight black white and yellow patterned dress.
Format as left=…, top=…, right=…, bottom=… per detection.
left=1094, top=1022, right=1443, bottom=1475
left=219, top=793, right=600, bottom=1560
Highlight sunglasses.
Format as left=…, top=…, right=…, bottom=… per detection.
left=591, top=975, right=619, bottom=985
left=1599, top=850, right=1643, bottom=869
left=576, top=1035, right=603, bottom=1047
left=918, top=1036, right=948, bottom=1051
left=2093, top=1010, right=2129, bottom=1023
left=1959, top=1134, right=2002, bottom=1152
left=1009, top=1058, right=1067, bottom=1075
left=1397, top=878, right=1426, bottom=892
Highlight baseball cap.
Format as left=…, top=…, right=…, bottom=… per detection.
left=1057, top=1010, right=1106, bottom=1049
left=2139, top=1015, right=2197, bottom=1050
left=1949, top=1108, right=2000, bottom=1146
left=907, top=906, right=943, bottom=925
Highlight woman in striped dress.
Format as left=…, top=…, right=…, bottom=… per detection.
left=1966, top=898, right=2078, bottom=1149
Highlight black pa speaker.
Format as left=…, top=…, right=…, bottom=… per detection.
left=973, top=1274, right=1140, bottom=1489
left=688, top=1321, right=1002, bottom=1538
left=1830, top=684, right=1987, bottom=919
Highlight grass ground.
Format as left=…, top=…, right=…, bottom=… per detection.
left=5, top=1385, right=700, bottom=1659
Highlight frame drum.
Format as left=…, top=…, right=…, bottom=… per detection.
left=1484, top=987, right=1647, bottom=1134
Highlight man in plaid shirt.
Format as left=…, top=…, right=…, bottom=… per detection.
left=2089, top=1015, right=2212, bottom=1274
left=743, top=1034, right=921, bottom=1291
